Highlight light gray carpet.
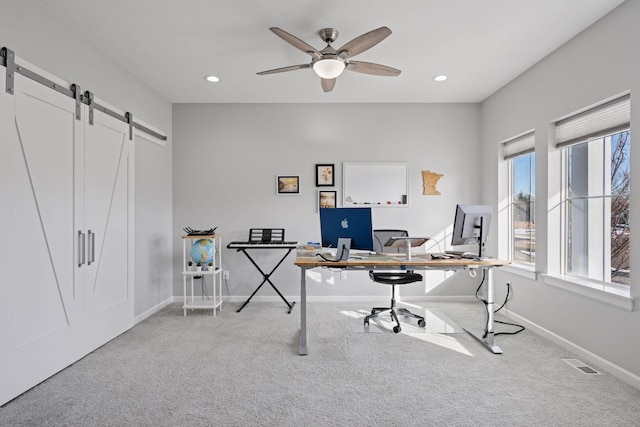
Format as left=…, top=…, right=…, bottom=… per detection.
left=347, top=306, right=464, bottom=334
left=1, top=301, right=639, bottom=426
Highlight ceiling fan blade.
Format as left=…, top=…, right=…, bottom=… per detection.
left=321, top=78, right=336, bottom=93
left=270, top=27, right=322, bottom=58
left=337, top=26, right=392, bottom=58
left=347, top=61, right=401, bottom=77
left=257, top=64, right=311, bottom=75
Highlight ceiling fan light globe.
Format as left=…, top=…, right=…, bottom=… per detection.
left=313, top=59, right=345, bottom=79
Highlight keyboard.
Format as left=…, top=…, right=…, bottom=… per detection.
left=430, top=253, right=457, bottom=259
left=432, top=252, right=478, bottom=259
left=227, top=241, right=298, bottom=249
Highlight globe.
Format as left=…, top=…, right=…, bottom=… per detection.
left=190, top=239, right=214, bottom=264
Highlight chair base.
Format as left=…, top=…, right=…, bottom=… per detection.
left=364, top=305, right=426, bottom=333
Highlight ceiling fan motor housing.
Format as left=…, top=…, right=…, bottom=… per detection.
left=319, top=28, right=339, bottom=44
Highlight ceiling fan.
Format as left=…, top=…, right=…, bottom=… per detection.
left=257, top=26, right=401, bottom=92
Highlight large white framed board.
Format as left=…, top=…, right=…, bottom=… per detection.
left=342, top=162, right=408, bottom=207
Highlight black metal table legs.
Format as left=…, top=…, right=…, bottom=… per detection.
left=236, top=248, right=296, bottom=313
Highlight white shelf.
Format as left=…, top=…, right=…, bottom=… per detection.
left=182, top=235, right=223, bottom=316
left=183, top=296, right=223, bottom=311
left=182, top=268, right=222, bottom=275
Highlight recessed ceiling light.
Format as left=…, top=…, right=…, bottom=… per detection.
left=433, top=75, right=448, bottom=82
left=205, top=75, right=220, bottom=83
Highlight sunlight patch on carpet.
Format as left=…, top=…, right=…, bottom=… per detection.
left=344, top=307, right=464, bottom=334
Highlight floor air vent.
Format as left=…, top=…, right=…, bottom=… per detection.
left=562, top=358, right=602, bottom=375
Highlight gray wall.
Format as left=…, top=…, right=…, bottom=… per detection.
left=172, top=103, right=483, bottom=300
left=134, top=135, right=173, bottom=316
left=0, top=0, right=174, bottom=317
left=481, top=0, right=640, bottom=380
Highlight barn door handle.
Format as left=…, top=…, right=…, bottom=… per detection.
left=78, top=230, right=86, bottom=267
left=88, top=230, right=95, bottom=265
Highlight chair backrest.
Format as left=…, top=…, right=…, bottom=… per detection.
left=373, top=229, right=409, bottom=254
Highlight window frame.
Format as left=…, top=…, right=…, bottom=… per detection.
left=498, top=130, right=537, bottom=278
left=546, top=93, right=632, bottom=305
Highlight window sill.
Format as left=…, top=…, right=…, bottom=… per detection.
left=500, top=264, right=537, bottom=281
left=543, top=274, right=634, bottom=311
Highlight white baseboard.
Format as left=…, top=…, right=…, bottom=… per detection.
left=134, top=296, right=174, bottom=324
left=506, top=309, right=640, bottom=391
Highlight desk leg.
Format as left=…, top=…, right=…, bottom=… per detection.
left=299, top=267, right=308, bottom=356
left=464, top=266, right=503, bottom=354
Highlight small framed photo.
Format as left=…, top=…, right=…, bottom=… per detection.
left=277, top=175, right=300, bottom=195
left=315, top=164, right=335, bottom=187
left=318, top=190, right=337, bottom=210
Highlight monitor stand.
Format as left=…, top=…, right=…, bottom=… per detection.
left=476, top=217, right=488, bottom=259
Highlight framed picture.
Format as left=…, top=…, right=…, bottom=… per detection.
left=277, top=175, right=300, bottom=195
left=318, top=190, right=337, bottom=210
left=315, top=164, right=335, bottom=187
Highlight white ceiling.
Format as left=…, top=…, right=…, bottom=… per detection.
left=32, top=0, right=626, bottom=104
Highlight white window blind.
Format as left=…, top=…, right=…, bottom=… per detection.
left=502, top=131, right=535, bottom=160
left=555, top=94, right=630, bottom=148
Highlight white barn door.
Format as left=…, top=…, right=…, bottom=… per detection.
left=0, top=69, right=134, bottom=405
left=0, top=73, right=84, bottom=404
left=82, top=106, right=134, bottom=351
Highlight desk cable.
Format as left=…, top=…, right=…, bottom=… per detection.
left=222, top=274, right=231, bottom=297
left=315, top=244, right=348, bottom=263
left=193, top=274, right=211, bottom=300
left=474, top=270, right=525, bottom=338
left=194, top=271, right=231, bottom=299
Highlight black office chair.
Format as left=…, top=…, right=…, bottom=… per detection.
left=364, top=229, right=426, bottom=333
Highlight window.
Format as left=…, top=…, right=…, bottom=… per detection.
left=511, top=153, right=535, bottom=265
left=502, top=131, right=535, bottom=267
left=564, top=130, right=630, bottom=285
left=556, top=94, right=630, bottom=288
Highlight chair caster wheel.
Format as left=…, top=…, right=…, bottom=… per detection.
left=418, top=319, right=426, bottom=328
left=393, top=326, right=401, bottom=333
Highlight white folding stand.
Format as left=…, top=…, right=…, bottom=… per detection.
left=386, top=237, right=430, bottom=260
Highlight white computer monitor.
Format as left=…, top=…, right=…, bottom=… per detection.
left=451, top=204, right=492, bottom=258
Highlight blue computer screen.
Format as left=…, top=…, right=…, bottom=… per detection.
left=319, top=207, right=374, bottom=251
